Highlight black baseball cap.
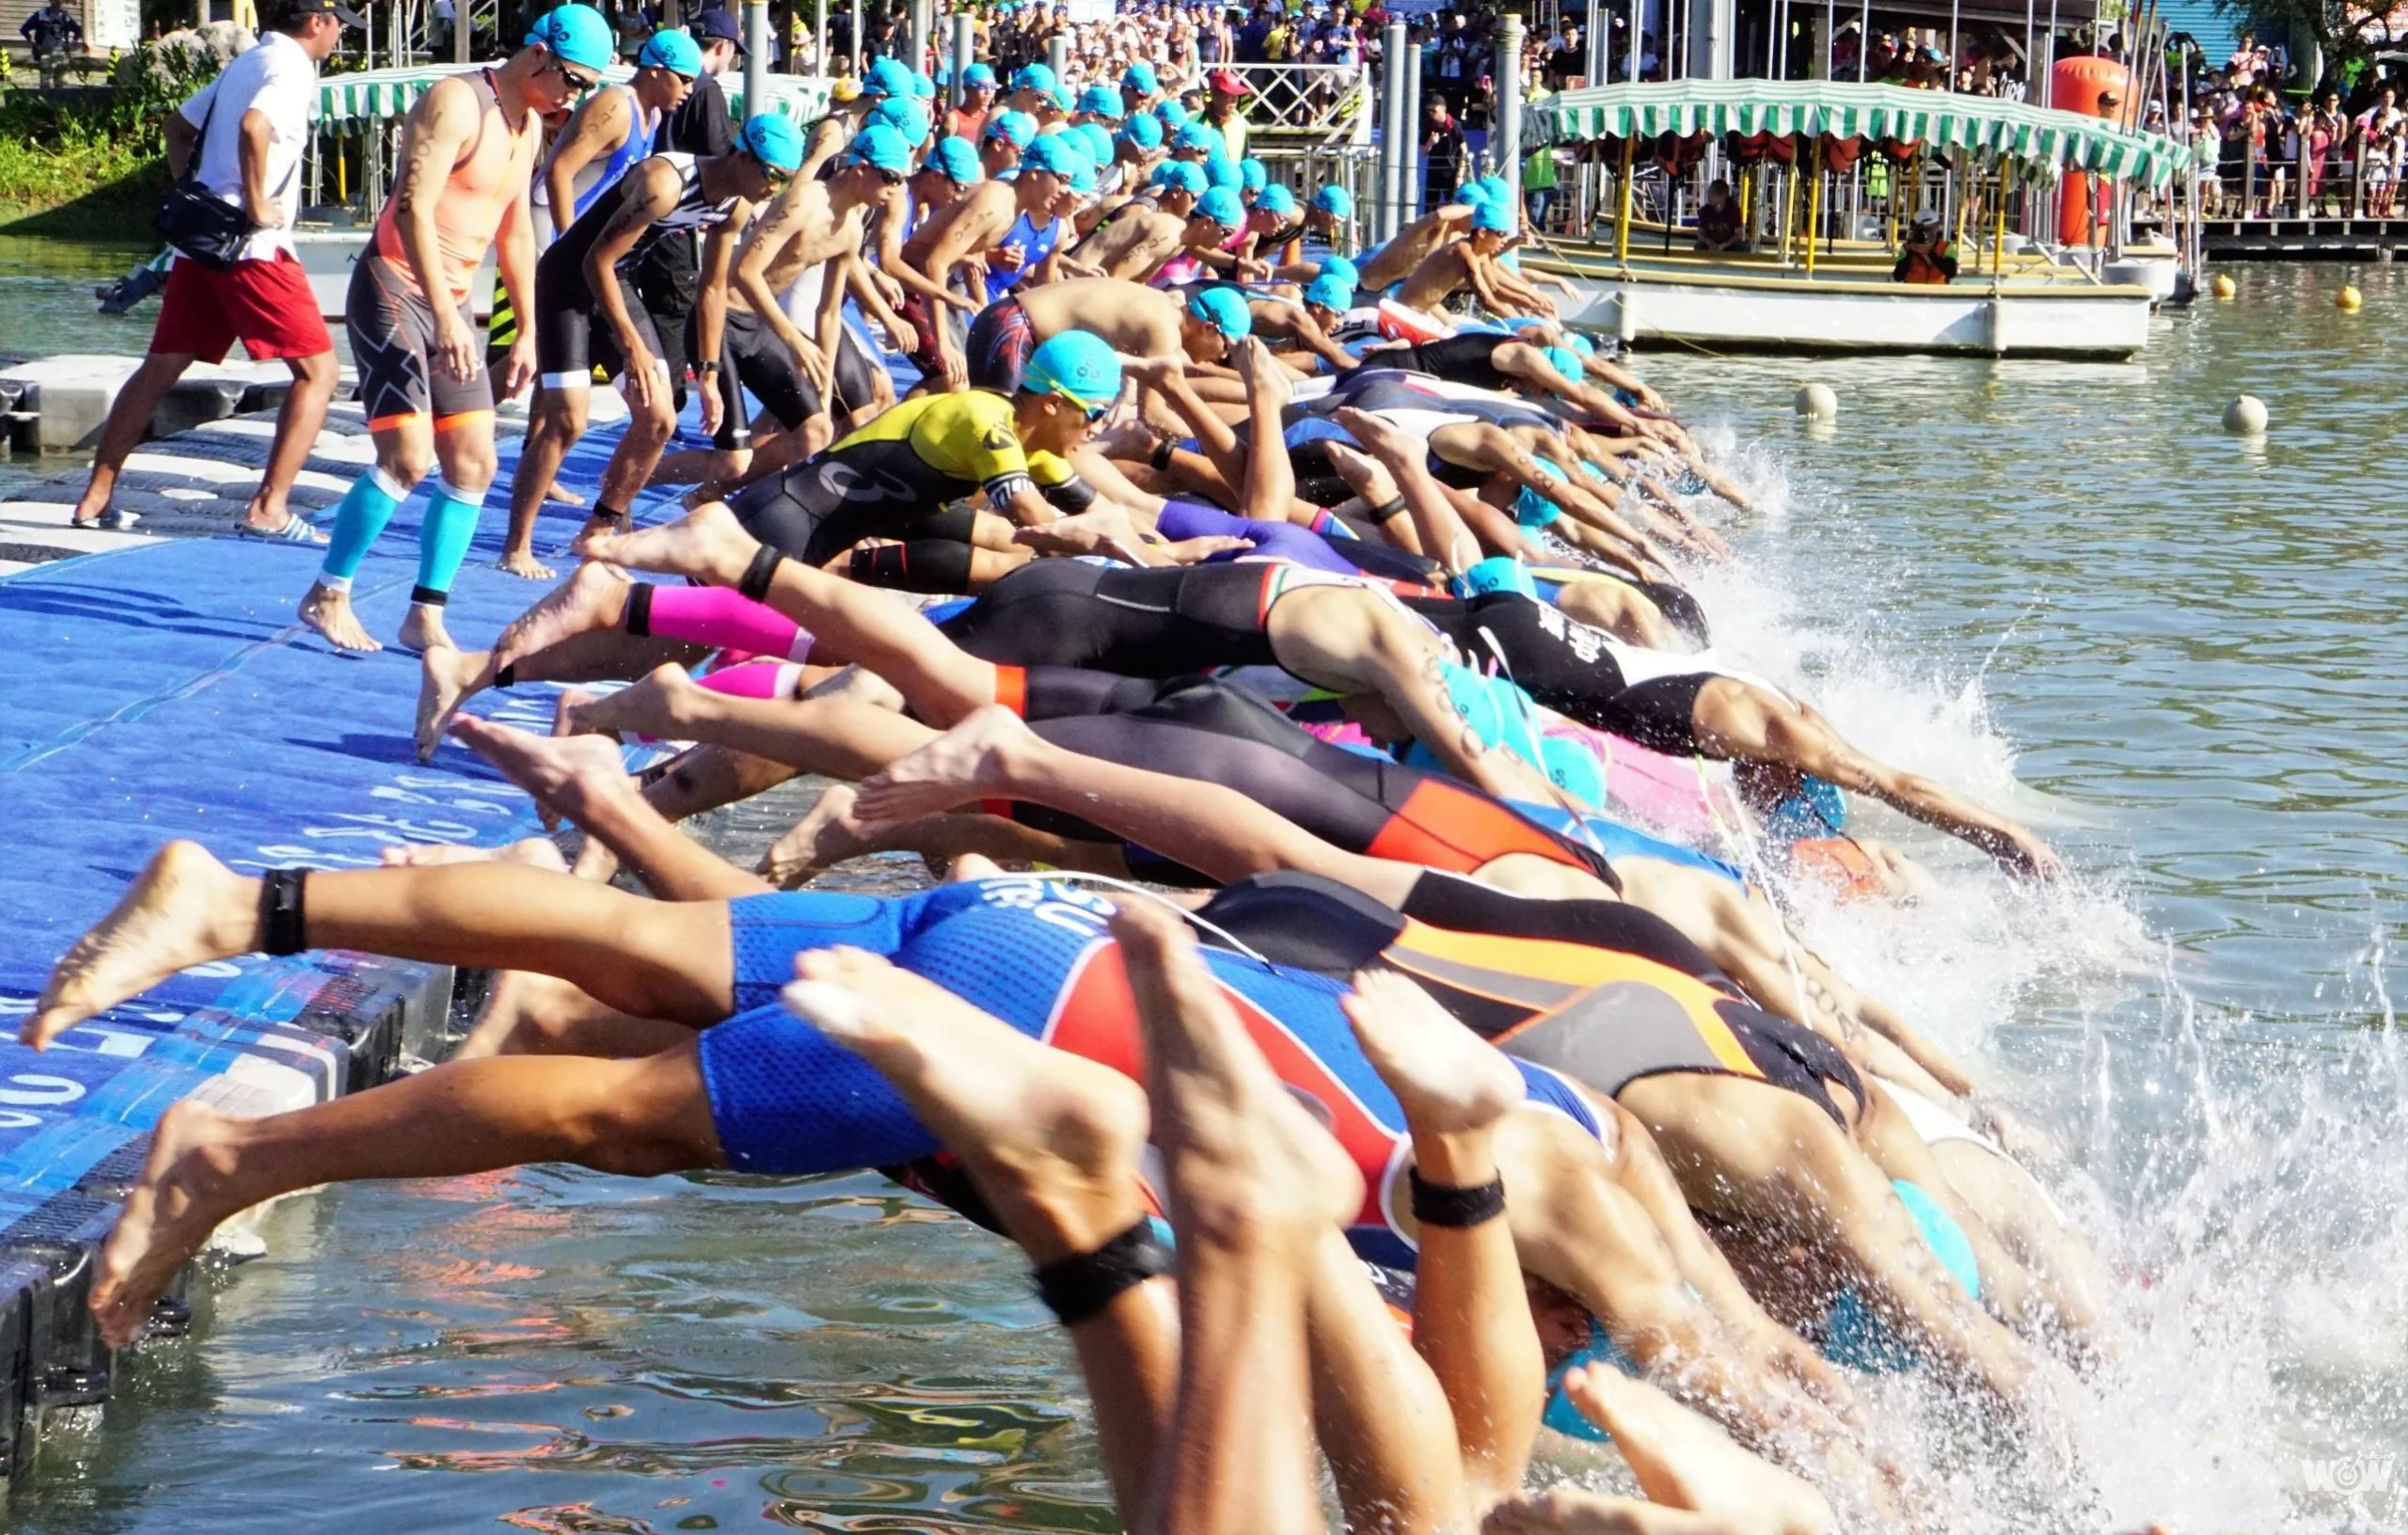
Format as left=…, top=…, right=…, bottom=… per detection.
left=693, top=8, right=748, bottom=55
left=285, top=0, right=369, bottom=24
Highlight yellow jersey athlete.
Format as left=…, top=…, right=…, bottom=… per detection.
left=725, top=328, right=1121, bottom=592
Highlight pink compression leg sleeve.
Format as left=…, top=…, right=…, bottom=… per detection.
left=635, top=585, right=814, bottom=662
left=694, top=660, right=805, bottom=702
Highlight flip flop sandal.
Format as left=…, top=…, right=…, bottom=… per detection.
left=236, top=515, right=329, bottom=546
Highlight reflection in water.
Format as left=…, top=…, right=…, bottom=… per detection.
left=6, top=246, right=2408, bottom=1531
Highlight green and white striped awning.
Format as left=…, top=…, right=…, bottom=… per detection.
left=1528, top=79, right=2180, bottom=188
left=313, top=64, right=833, bottom=132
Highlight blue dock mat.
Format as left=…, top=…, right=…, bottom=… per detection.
left=0, top=408, right=666, bottom=1475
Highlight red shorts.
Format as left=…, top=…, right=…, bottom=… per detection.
left=150, top=250, right=334, bottom=363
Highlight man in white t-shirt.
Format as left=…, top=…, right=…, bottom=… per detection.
left=70, top=0, right=358, bottom=540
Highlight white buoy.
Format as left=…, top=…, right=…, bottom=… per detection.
left=2223, top=394, right=2268, bottom=435
left=1795, top=383, right=1838, bottom=421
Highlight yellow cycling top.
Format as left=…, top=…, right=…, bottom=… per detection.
left=830, top=389, right=1080, bottom=509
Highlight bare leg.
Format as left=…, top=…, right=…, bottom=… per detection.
left=448, top=717, right=768, bottom=901
left=761, top=788, right=1129, bottom=888
left=246, top=350, right=341, bottom=533
left=848, top=704, right=1423, bottom=907
left=782, top=948, right=1174, bottom=1516
left=1111, top=903, right=1363, bottom=1535
left=452, top=970, right=693, bottom=1060
left=88, top=1041, right=723, bottom=1345
left=27, top=841, right=737, bottom=1049
left=71, top=352, right=196, bottom=525
left=1347, top=970, right=1545, bottom=1510
left=502, top=389, right=589, bottom=579
left=642, top=743, right=804, bottom=824
left=562, top=663, right=940, bottom=779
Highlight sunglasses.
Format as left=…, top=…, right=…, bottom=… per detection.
left=546, top=58, right=603, bottom=93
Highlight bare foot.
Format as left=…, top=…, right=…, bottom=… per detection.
left=379, top=837, right=568, bottom=871
left=759, top=783, right=875, bottom=887
left=1111, top=903, right=1363, bottom=1247
left=543, top=482, right=588, bottom=510
left=573, top=499, right=761, bottom=583
left=446, top=716, right=635, bottom=831
left=554, top=663, right=698, bottom=743
left=1559, top=1366, right=1837, bottom=1535
left=28, top=842, right=256, bottom=1050
left=850, top=704, right=1034, bottom=831
left=499, top=545, right=557, bottom=581
left=452, top=968, right=594, bottom=1059
left=299, top=581, right=381, bottom=654
left=1229, top=335, right=1291, bottom=409
left=491, top=562, right=630, bottom=676
left=90, top=1100, right=251, bottom=1347
left=1322, top=440, right=1401, bottom=508
left=396, top=602, right=454, bottom=655
left=415, top=643, right=491, bottom=764
left=1342, top=968, right=1524, bottom=1138
left=573, top=509, right=628, bottom=548
left=784, top=946, right=1152, bottom=1262
left=1333, top=404, right=1429, bottom=471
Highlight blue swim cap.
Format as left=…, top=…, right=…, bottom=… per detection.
left=1122, top=61, right=1160, bottom=93
left=1156, top=100, right=1190, bottom=130
left=985, top=108, right=1038, bottom=149
left=1540, top=1317, right=1638, bottom=1443
left=864, top=56, right=915, bottom=99
left=1476, top=172, right=1512, bottom=205
left=1195, top=184, right=1244, bottom=229
left=1079, top=83, right=1124, bottom=118
left=1119, top=112, right=1164, bottom=150
left=1151, top=159, right=1207, bottom=196
left=910, top=69, right=938, bottom=99
left=1318, top=254, right=1358, bottom=287
left=1021, top=329, right=1124, bottom=411
left=1304, top=272, right=1354, bottom=311
left=1405, top=662, right=1545, bottom=777
left=1765, top=774, right=1848, bottom=843
left=1012, top=60, right=1056, bottom=93
left=1314, top=182, right=1354, bottom=217
left=1471, top=199, right=1513, bottom=233
left=1174, top=120, right=1221, bottom=154
left=1020, top=131, right=1084, bottom=179
left=1239, top=157, right=1268, bottom=195
left=1255, top=182, right=1297, bottom=217
left=1543, top=345, right=1585, bottom=381
left=870, top=94, right=931, bottom=143
left=844, top=122, right=912, bottom=176
left=741, top=114, right=806, bottom=174
left=1188, top=285, right=1253, bottom=341
left=1539, top=730, right=1608, bottom=811
left=962, top=60, right=998, bottom=88
left=1564, top=331, right=1597, bottom=356
left=639, top=26, right=704, bottom=76
left=1513, top=459, right=1565, bottom=529
left=1823, top=1180, right=1981, bottom=1373
left=526, top=2, right=614, bottom=71
left=1069, top=159, right=1100, bottom=196
left=1457, top=554, right=1537, bottom=600
left=1072, top=120, right=1117, bottom=166
left=930, top=134, right=984, bottom=185
left=1203, top=153, right=1244, bottom=191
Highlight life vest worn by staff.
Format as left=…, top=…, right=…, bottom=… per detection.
left=1893, top=214, right=1958, bottom=284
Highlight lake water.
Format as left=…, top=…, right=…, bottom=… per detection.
left=6, top=238, right=2408, bottom=1532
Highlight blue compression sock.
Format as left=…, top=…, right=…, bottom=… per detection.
left=411, top=479, right=487, bottom=606
left=316, top=467, right=410, bottom=591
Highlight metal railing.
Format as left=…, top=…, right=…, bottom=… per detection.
left=1215, top=61, right=1373, bottom=148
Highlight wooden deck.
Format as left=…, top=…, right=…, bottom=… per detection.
left=2201, top=217, right=2408, bottom=261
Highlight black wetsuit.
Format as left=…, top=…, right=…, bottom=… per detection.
left=936, top=562, right=1720, bottom=755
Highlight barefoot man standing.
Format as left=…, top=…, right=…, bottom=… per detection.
left=296, top=5, right=614, bottom=654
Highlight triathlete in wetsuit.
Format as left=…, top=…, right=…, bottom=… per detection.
left=725, top=331, right=1119, bottom=588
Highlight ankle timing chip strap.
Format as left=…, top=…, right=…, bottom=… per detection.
left=1408, top=1169, right=1505, bottom=1228
left=737, top=545, right=785, bottom=604
left=1032, top=1216, right=1174, bottom=1325
left=259, top=868, right=309, bottom=957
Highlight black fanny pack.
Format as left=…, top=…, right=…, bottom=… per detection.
left=154, top=87, right=291, bottom=269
